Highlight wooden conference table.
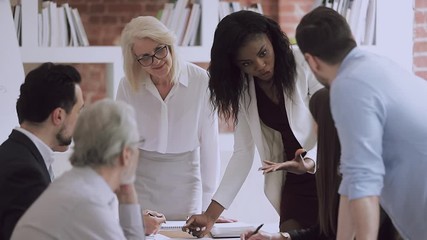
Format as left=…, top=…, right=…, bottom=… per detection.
left=150, top=222, right=278, bottom=240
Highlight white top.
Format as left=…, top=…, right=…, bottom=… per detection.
left=11, top=167, right=144, bottom=240
left=116, top=61, right=220, bottom=210
left=15, top=127, right=55, bottom=180
left=213, top=48, right=323, bottom=212
left=333, top=47, right=427, bottom=239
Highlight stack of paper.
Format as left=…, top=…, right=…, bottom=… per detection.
left=210, top=222, right=256, bottom=238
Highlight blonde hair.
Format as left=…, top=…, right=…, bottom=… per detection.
left=120, top=16, right=181, bottom=90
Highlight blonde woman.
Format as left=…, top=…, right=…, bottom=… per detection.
left=118, top=16, right=221, bottom=234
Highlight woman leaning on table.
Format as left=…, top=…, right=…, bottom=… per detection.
left=184, top=10, right=323, bottom=237
left=117, top=16, right=222, bottom=235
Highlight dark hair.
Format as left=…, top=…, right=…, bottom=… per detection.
left=309, top=88, right=341, bottom=237
left=208, top=10, right=296, bottom=124
left=16, top=62, right=82, bottom=124
left=296, top=6, right=356, bottom=64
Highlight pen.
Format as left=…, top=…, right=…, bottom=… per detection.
left=253, top=223, right=264, bottom=235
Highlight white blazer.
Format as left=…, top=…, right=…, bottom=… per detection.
left=212, top=49, right=324, bottom=213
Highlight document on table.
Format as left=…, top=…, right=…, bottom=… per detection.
left=210, top=222, right=256, bottom=238
left=160, top=221, right=187, bottom=231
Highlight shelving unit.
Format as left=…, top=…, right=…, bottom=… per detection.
left=20, top=46, right=123, bottom=98
left=18, top=0, right=219, bottom=98
left=321, top=0, right=413, bottom=72
left=175, top=0, right=218, bottom=62
left=14, top=0, right=414, bottom=97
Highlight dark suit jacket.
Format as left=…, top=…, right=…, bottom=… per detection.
left=0, top=130, right=51, bottom=240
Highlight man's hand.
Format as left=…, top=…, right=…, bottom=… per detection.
left=115, top=184, right=138, bottom=204
left=143, top=209, right=166, bottom=235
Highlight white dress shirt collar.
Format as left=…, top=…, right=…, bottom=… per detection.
left=15, top=127, right=55, bottom=179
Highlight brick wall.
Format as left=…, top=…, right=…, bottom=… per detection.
left=277, top=0, right=313, bottom=38
left=55, top=0, right=168, bottom=104
left=282, top=0, right=427, bottom=81
left=414, top=0, right=427, bottom=80
left=61, top=0, right=425, bottom=105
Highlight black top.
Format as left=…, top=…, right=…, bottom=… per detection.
left=254, top=81, right=302, bottom=162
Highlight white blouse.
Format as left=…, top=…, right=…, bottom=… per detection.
left=116, top=62, right=220, bottom=209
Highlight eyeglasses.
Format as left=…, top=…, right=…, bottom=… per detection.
left=136, top=45, right=169, bottom=67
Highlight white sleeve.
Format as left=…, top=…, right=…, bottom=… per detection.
left=119, top=204, right=145, bottom=239
left=199, top=90, right=221, bottom=210
left=212, top=110, right=255, bottom=209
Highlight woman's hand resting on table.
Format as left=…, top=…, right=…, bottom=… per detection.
left=182, top=213, right=214, bottom=238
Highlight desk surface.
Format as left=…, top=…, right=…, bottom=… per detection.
left=153, top=223, right=278, bottom=240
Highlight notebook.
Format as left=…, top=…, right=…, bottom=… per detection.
left=159, top=221, right=195, bottom=238
left=210, top=222, right=256, bottom=238
left=160, top=221, right=187, bottom=231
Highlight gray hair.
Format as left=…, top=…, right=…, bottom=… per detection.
left=120, top=16, right=181, bottom=91
left=70, top=99, right=138, bottom=168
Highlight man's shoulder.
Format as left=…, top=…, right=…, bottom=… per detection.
left=0, top=136, right=49, bottom=191
left=0, top=138, right=39, bottom=167
left=0, top=130, right=34, bottom=153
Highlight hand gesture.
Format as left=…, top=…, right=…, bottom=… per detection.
left=143, top=209, right=166, bottom=235
left=259, top=148, right=314, bottom=175
left=182, top=213, right=215, bottom=238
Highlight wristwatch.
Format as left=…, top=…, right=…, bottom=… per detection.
left=280, top=232, right=290, bottom=240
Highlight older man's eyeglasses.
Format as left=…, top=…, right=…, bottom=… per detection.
left=136, top=45, right=169, bottom=67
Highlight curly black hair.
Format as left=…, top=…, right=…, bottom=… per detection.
left=208, top=10, right=296, bottom=124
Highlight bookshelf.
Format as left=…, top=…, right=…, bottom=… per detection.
left=17, top=0, right=219, bottom=98
left=321, top=0, right=413, bottom=72
left=0, top=0, right=24, bottom=143
left=13, top=0, right=413, bottom=96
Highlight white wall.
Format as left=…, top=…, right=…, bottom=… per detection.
left=218, top=134, right=279, bottom=227
left=0, top=0, right=24, bottom=142
left=52, top=134, right=280, bottom=228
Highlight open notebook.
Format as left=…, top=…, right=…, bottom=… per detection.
left=159, top=221, right=256, bottom=238
left=160, top=221, right=187, bottom=231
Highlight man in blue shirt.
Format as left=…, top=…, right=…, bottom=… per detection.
left=295, top=6, right=427, bottom=240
